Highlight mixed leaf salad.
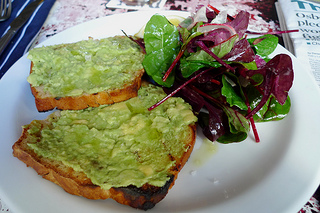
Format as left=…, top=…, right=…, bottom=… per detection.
left=131, top=5, right=294, bottom=143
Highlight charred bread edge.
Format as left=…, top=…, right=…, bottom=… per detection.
left=12, top=120, right=196, bottom=210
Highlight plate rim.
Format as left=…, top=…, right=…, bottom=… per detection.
left=1, top=10, right=320, bottom=213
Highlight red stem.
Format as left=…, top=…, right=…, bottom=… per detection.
left=244, top=89, right=260, bottom=143
left=162, top=48, right=186, bottom=82
left=195, top=40, right=235, bottom=72
left=210, top=79, right=221, bottom=85
left=246, top=29, right=299, bottom=35
left=207, top=4, right=221, bottom=14
left=250, top=117, right=260, bottom=143
left=148, top=67, right=215, bottom=111
left=189, top=85, right=220, bottom=104
left=245, top=72, right=274, bottom=119
left=207, top=4, right=234, bottom=21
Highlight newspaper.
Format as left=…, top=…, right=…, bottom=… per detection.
left=276, top=0, right=320, bottom=87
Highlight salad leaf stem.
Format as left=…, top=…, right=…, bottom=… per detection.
left=195, top=40, right=235, bottom=72
left=245, top=71, right=274, bottom=119
left=207, top=4, right=234, bottom=21
left=250, top=115, right=260, bottom=142
left=211, top=78, right=221, bottom=85
left=148, top=67, right=216, bottom=111
left=189, top=84, right=221, bottom=105
left=121, top=30, right=146, bottom=54
left=162, top=47, right=186, bottom=82
left=244, top=91, right=260, bottom=142
left=246, top=29, right=299, bottom=35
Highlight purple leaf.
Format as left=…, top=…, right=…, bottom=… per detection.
left=268, top=54, right=294, bottom=104
left=199, top=28, right=233, bottom=45
left=202, top=103, right=226, bottom=141
left=245, top=54, right=294, bottom=118
left=255, top=55, right=267, bottom=68
left=222, top=39, right=255, bottom=63
left=164, top=85, right=206, bottom=113
left=148, top=67, right=215, bottom=111
left=226, top=10, right=250, bottom=38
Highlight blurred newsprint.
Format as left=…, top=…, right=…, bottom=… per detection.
left=276, top=0, right=320, bottom=87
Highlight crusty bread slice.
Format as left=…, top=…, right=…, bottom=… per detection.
left=30, top=64, right=144, bottom=112
left=12, top=85, right=197, bottom=210
left=27, top=36, right=145, bottom=112
left=13, top=121, right=196, bottom=210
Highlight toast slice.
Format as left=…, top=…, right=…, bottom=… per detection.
left=13, top=84, right=197, bottom=210
left=27, top=36, right=145, bottom=112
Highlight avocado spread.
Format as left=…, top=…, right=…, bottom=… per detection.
left=27, top=36, right=145, bottom=97
left=27, top=85, right=197, bottom=190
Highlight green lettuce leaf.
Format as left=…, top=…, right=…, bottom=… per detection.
left=142, top=14, right=181, bottom=87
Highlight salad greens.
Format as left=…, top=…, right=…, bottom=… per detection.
left=138, top=5, right=294, bottom=143
left=143, top=14, right=180, bottom=87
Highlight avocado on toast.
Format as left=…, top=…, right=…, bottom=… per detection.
left=12, top=84, right=197, bottom=210
left=27, top=36, right=145, bottom=112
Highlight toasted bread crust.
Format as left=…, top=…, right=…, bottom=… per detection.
left=30, top=62, right=145, bottom=112
left=12, top=120, right=196, bottom=210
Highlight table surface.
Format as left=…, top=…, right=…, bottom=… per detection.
left=0, top=0, right=319, bottom=212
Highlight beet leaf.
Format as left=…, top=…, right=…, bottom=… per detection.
left=216, top=105, right=250, bottom=143
left=222, top=39, right=255, bottom=63
left=225, top=10, right=250, bottom=38
left=245, top=54, right=294, bottom=118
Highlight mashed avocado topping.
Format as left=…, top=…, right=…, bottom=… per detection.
left=27, top=36, right=145, bottom=97
left=27, top=85, right=197, bottom=190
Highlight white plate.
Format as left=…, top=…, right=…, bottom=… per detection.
left=1, top=11, right=320, bottom=213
